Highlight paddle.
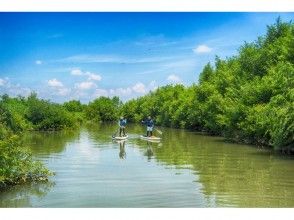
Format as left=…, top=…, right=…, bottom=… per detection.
left=112, top=128, right=119, bottom=138
left=155, top=128, right=163, bottom=135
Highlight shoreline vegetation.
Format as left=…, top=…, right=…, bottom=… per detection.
left=121, top=18, right=293, bottom=152
left=0, top=18, right=293, bottom=189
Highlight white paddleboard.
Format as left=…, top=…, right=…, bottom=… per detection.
left=140, top=135, right=161, bottom=141
left=112, top=135, right=128, bottom=140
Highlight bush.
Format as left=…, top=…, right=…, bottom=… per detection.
left=0, top=135, right=52, bottom=189
left=25, top=94, right=75, bottom=130
left=63, top=100, right=84, bottom=112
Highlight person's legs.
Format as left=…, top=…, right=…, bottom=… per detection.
left=119, top=127, right=122, bottom=137
left=147, top=127, right=153, bottom=137
left=123, top=127, right=126, bottom=136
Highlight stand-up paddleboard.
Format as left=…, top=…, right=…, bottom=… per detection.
left=140, top=135, right=161, bottom=142
left=112, top=135, right=128, bottom=140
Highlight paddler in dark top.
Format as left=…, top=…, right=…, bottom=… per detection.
left=119, top=116, right=127, bottom=137
left=142, top=116, right=154, bottom=137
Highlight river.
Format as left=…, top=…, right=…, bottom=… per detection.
left=0, top=123, right=293, bottom=207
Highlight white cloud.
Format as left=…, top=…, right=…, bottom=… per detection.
left=0, top=78, right=31, bottom=97
left=71, top=69, right=83, bottom=75
left=71, top=90, right=87, bottom=100
left=35, top=60, right=42, bottom=65
left=71, top=69, right=102, bottom=81
left=0, top=78, right=6, bottom=86
left=132, top=82, right=146, bottom=94
left=167, top=74, right=182, bottom=83
left=48, top=78, right=63, bottom=87
left=193, top=44, right=212, bottom=54
left=57, top=88, right=71, bottom=96
left=93, top=88, right=108, bottom=98
left=110, top=87, right=132, bottom=97
left=148, top=80, right=158, bottom=91
left=86, top=72, right=102, bottom=81
left=75, top=81, right=96, bottom=90
left=107, top=81, right=158, bottom=100
left=46, top=78, right=72, bottom=97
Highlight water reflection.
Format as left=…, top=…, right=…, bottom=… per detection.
left=0, top=181, right=55, bottom=207
left=22, top=129, right=80, bottom=155
left=86, top=123, right=117, bottom=145
left=144, top=142, right=154, bottom=161
left=150, top=128, right=294, bottom=207
left=117, top=140, right=126, bottom=159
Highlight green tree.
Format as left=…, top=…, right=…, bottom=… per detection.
left=85, top=96, right=120, bottom=122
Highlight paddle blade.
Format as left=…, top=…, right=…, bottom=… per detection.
left=156, top=129, right=163, bottom=135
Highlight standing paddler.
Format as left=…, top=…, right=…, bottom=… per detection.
left=118, top=116, right=127, bottom=137
left=142, top=116, right=154, bottom=137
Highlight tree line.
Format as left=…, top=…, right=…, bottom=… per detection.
left=121, top=18, right=294, bottom=150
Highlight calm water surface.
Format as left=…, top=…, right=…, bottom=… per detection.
left=1, top=124, right=293, bottom=207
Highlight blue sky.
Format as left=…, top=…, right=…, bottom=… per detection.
left=0, top=12, right=294, bottom=103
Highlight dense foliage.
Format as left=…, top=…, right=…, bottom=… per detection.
left=121, top=19, right=294, bottom=150
left=25, top=93, right=76, bottom=130
left=0, top=95, right=52, bottom=189
left=0, top=135, right=51, bottom=189
left=85, top=96, right=121, bottom=122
